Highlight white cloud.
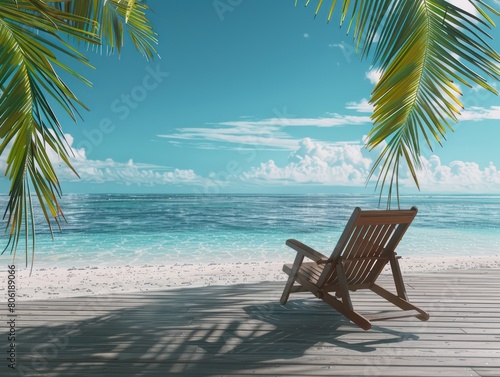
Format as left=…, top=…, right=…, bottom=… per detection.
left=5, top=131, right=497, bottom=194
left=159, top=114, right=371, bottom=151
left=159, top=124, right=296, bottom=150
left=400, top=155, right=500, bottom=193
left=329, top=42, right=345, bottom=49
left=346, top=98, right=373, bottom=113
left=49, top=134, right=205, bottom=186
left=459, top=106, right=500, bottom=121
left=447, top=0, right=480, bottom=18
left=0, top=144, right=9, bottom=175
left=241, top=138, right=373, bottom=186
left=218, top=115, right=371, bottom=128
left=365, top=68, right=382, bottom=84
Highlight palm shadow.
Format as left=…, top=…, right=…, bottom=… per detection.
left=13, top=282, right=417, bottom=376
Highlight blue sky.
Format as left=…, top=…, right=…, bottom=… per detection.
left=4, top=0, right=500, bottom=195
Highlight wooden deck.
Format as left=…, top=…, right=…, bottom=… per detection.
left=4, top=269, right=500, bottom=376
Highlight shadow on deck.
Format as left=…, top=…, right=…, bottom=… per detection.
left=6, top=269, right=500, bottom=376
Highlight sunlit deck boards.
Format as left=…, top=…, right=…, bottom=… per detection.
left=5, top=269, right=500, bottom=376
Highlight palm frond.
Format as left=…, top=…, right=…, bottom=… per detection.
left=0, top=0, right=156, bottom=269
left=0, top=6, right=93, bottom=266
left=299, top=0, right=500, bottom=206
left=54, top=0, right=158, bottom=59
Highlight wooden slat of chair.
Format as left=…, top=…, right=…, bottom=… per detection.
left=364, top=212, right=416, bottom=284
left=358, top=224, right=392, bottom=281
left=339, top=225, right=367, bottom=285
left=315, top=208, right=363, bottom=288
left=283, top=263, right=323, bottom=285
left=345, top=225, right=385, bottom=286
left=351, top=223, right=396, bottom=286
left=356, top=209, right=417, bottom=226
left=346, top=225, right=379, bottom=285
left=299, top=263, right=324, bottom=282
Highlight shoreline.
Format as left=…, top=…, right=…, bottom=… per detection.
left=4, top=255, right=500, bottom=301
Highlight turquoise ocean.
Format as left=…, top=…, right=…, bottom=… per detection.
left=1, top=194, right=499, bottom=269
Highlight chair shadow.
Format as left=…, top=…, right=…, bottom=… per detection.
left=13, top=282, right=418, bottom=376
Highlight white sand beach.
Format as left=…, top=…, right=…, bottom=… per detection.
left=6, top=255, right=500, bottom=301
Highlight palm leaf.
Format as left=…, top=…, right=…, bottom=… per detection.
left=0, top=12, right=88, bottom=266
left=54, top=0, right=158, bottom=59
left=0, top=0, right=157, bottom=268
left=299, top=0, right=500, bottom=206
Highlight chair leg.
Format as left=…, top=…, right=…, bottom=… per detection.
left=390, top=253, right=408, bottom=300
left=377, top=254, right=429, bottom=321
left=280, top=254, right=305, bottom=305
left=281, top=269, right=372, bottom=329
left=320, top=263, right=372, bottom=330
left=280, top=275, right=295, bottom=305
left=320, top=292, right=372, bottom=330
left=290, top=261, right=372, bottom=330
left=336, top=262, right=353, bottom=311
left=371, top=284, right=430, bottom=321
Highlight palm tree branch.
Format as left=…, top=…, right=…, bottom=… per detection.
left=300, top=0, right=500, bottom=205
left=54, top=0, right=158, bottom=59
left=0, top=10, right=90, bottom=266
left=0, top=1, right=156, bottom=268
left=367, top=1, right=500, bottom=204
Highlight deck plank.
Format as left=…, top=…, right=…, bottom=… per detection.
left=2, top=268, right=500, bottom=377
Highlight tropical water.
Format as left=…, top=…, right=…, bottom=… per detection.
left=1, top=194, right=499, bottom=269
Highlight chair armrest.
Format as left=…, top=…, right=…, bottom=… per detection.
left=285, top=239, right=327, bottom=263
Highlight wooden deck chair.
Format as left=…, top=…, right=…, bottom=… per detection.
left=280, top=207, right=429, bottom=330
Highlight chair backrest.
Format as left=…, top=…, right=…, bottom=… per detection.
left=317, top=207, right=418, bottom=288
